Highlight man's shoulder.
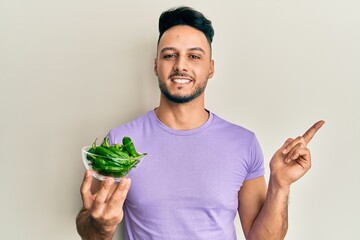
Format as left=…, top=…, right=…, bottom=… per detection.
left=211, top=112, right=256, bottom=138
left=107, top=110, right=153, bottom=143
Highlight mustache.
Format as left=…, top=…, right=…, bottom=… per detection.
left=169, top=72, right=194, bottom=80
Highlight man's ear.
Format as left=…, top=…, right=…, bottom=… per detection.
left=208, top=59, right=215, bottom=78
left=154, top=58, right=158, bottom=76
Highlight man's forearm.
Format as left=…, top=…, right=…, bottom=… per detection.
left=76, top=207, right=116, bottom=240
left=247, top=179, right=290, bottom=240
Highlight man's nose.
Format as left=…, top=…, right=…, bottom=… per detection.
left=173, top=56, right=188, bottom=72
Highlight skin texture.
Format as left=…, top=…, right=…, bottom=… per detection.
left=76, top=24, right=325, bottom=239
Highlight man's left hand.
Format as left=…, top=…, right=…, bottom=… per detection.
left=269, top=120, right=325, bottom=189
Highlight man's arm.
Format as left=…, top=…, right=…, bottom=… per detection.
left=76, top=170, right=131, bottom=240
left=239, top=177, right=289, bottom=240
left=238, top=177, right=268, bottom=238
left=239, top=121, right=324, bottom=240
left=76, top=206, right=114, bottom=240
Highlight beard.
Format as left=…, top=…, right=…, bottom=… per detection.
left=158, top=78, right=208, bottom=104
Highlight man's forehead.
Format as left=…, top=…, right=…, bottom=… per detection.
left=158, top=25, right=211, bottom=54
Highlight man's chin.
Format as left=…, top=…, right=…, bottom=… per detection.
left=159, top=81, right=206, bottom=104
left=165, top=94, right=195, bottom=104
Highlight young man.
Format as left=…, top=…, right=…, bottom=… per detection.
left=76, top=7, right=324, bottom=240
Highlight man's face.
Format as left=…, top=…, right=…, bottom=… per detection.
left=154, top=25, right=214, bottom=104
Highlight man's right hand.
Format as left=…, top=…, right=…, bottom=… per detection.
left=79, top=170, right=131, bottom=238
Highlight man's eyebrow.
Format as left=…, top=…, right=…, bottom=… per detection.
left=189, top=47, right=206, bottom=55
left=159, top=47, right=207, bottom=55
left=160, top=47, right=176, bottom=54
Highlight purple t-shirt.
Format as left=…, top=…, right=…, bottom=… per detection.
left=108, top=110, right=264, bottom=240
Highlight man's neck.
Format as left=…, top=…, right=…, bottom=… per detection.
left=155, top=96, right=209, bottom=130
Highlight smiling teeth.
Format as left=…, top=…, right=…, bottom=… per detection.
left=173, top=79, right=191, bottom=83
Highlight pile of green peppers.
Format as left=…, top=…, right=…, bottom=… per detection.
left=86, top=136, right=146, bottom=178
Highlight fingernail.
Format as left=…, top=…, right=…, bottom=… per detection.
left=120, top=178, right=127, bottom=187
left=105, top=178, right=113, bottom=185
left=282, top=149, right=287, bottom=154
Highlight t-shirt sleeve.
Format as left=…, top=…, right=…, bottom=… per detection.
left=245, top=134, right=265, bottom=180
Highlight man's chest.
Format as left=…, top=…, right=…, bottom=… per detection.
left=125, top=142, right=248, bottom=211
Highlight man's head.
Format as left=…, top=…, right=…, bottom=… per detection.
left=154, top=7, right=215, bottom=104
left=157, top=6, right=214, bottom=50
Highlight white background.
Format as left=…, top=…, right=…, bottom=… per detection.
left=1, top=0, right=359, bottom=239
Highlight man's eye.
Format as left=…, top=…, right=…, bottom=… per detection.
left=163, top=54, right=176, bottom=59
left=190, top=55, right=200, bottom=59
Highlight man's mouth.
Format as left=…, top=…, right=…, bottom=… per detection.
left=169, top=73, right=193, bottom=84
left=171, top=78, right=191, bottom=84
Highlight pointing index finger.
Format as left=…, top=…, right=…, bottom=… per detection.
left=302, top=120, right=325, bottom=145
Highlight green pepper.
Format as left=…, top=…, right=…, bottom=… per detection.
left=110, top=158, right=136, bottom=166
left=108, top=146, right=129, bottom=158
left=86, top=140, right=98, bottom=162
left=101, top=136, right=111, bottom=148
left=87, top=135, right=146, bottom=178
left=102, top=165, right=127, bottom=172
left=86, top=148, right=96, bottom=162
left=122, top=136, right=139, bottom=157
left=115, top=143, right=123, bottom=150
left=93, top=157, right=119, bottom=168
left=98, top=170, right=127, bottom=178
left=94, top=146, right=119, bottom=159
left=126, top=159, right=139, bottom=170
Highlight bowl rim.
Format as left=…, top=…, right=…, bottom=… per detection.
left=82, top=145, right=145, bottom=161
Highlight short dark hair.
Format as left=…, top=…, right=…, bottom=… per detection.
left=157, top=6, right=214, bottom=47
